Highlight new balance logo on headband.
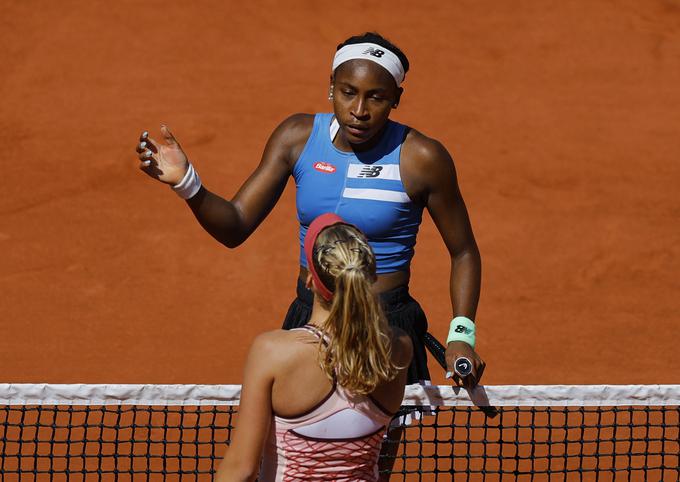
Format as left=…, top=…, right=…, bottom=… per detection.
left=357, top=166, right=383, bottom=178
left=362, top=47, right=385, bottom=58
left=333, top=43, right=405, bottom=85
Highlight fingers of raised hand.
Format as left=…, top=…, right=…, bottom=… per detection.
left=160, top=124, right=179, bottom=146
left=136, top=131, right=161, bottom=168
left=136, top=144, right=155, bottom=167
left=137, top=131, right=160, bottom=152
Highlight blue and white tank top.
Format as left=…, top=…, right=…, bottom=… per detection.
left=293, top=113, right=424, bottom=274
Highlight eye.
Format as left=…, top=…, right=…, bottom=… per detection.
left=370, top=93, right=389, bottom=102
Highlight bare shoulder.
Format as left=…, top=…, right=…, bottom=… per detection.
left=270, top=113, right=315, bottom=147
left=249, top=328, right=302, bottom=351
left=248, top=328, right=318, bottom=367
left=402, top=128, right=453, bottom=165
left=263, top=113, right=315, bottom=169
left=247, top=330, right=283, bottom=356
left=400, top=127, right=459, bottom=203
left=276, top=113, right=315, bottom=135
left=389, top=327, right=414, bottom=368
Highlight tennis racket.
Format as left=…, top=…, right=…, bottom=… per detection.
left=423, top=332, right=473, bottom=378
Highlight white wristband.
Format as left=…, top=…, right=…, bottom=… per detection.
left=446, top=316, right=476, bottom=348
left=172, top=163, right=202, bottom=200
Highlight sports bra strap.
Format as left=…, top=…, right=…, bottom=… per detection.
left=294, top=324, right=330, bottom=346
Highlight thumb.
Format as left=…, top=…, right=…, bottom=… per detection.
left=160, top=124, right=179, bottom=146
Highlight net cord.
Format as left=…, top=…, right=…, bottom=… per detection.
left=1, top=384, right=679, bottom=407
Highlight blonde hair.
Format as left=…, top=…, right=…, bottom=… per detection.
left=312, top=224, right=399, bottom=394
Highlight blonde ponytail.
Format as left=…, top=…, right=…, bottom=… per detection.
left=312, top=224, right=398, bottom=394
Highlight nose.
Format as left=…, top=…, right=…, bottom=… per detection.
left=351, top=97, right=369, bottom=120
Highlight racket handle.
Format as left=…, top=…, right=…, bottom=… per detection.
left=423, top=332, right=447, bottom=371
left=424, top=333, right=474, bottom=378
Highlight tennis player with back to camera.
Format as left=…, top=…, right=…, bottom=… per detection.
left=135, top=32, right=484, bottom=387
left=215, top=214, right=413, bottom=481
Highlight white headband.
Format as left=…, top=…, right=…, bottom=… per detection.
left=332, top=42, right=405, bottom=86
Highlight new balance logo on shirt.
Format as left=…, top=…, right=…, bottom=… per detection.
left=357, top=166, right=383, bottom=178
left=312, top=163, right=388, bottom=178
left=343, top=163, right=409, bottom=203
left=347, top=164, right=401, bottom=181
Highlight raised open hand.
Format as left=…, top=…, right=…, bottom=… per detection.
left=136, top=125, right=189, bottom=185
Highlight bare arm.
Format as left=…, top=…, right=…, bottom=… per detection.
left=215, top=333, right=278, bottom=482
left=402, top=131, right=484, bottom=386
left=419, top=141, right=481, bottom=318
left=137, top=114, right=313, bottom=248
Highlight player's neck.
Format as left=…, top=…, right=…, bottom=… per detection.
left=308, top=296, right=331, bottom=327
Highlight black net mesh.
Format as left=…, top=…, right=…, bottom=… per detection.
left=0, top=405, right=234, bottom=481
left=383, top=405, right=679, bottom=481
left=1, top=400, right=678, bottom=481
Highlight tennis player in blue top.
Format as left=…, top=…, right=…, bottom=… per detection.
left=135, top=32, right=485, bottom=389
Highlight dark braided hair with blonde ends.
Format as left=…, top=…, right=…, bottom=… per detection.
left=312, top=223, right=400, bottom=395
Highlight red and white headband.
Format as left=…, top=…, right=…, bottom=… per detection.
left=332, top=42, right=405, bottom=86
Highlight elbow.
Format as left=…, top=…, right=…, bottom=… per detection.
left=216, top=457, right=259, bottom=482
left=198, top=201, right=250, bottom=249
left=231, top=467, right=258, bottom=482
left=217, top=218, right=250, bottom=249
left=221, top=238, right=244, bottom=249
left=217, top=231, right=248, bottom=249
left=451, top=246, right=482, bottom=278
left=452, top=243, right=481, bottom=264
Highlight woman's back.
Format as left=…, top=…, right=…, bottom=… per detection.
left=260, top=325, right=412, bottom=481
left=217, top=215, right=412, bottom=482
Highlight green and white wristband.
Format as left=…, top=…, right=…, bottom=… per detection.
left=446, top=316, right=476, bottom=348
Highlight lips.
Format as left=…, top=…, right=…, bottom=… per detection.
left=345, top=124, right=370, bottom=137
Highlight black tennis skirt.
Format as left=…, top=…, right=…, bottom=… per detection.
left=282, top=279, right=431, bottom=385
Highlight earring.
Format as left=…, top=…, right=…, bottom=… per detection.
left=328, top=86, right=334, bottom=101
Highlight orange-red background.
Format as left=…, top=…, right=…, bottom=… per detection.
left=1, top=1, right=678, bottom=386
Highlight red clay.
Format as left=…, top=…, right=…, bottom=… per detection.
left=1, top=1, right=678, bottom=386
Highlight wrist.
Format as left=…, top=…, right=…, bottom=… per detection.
left=446, top=316, right=475, bottom=348
left=447, top=340, right=473, bottom=348
left=172, top=163, right=201, bottom=199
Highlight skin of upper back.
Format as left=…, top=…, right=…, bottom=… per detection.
left=269, top=327, right=413, bottom=417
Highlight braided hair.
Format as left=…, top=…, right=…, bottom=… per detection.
left=312, top=223, right=398, bottom=394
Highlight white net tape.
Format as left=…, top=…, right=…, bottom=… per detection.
left=1, top=383, right=679, bottom=406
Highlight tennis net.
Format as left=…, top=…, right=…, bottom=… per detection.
left=0, top=383, right=678, bottom=481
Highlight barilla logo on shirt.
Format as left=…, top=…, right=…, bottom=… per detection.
left=313, top=161, right=336, bottom=174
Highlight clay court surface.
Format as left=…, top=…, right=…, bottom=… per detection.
left=1, top=1, right=678, bottom=386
